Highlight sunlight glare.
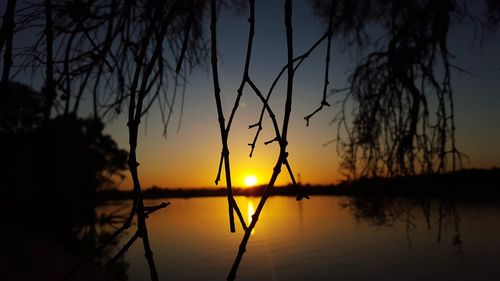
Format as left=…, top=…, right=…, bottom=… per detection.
left=244, top=175, right=258, bottom=187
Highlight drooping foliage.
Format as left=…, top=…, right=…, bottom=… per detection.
left=311, top=0, right=498, bottom=178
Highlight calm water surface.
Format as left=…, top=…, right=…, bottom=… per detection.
left=100, top=196, right=500, bottom=281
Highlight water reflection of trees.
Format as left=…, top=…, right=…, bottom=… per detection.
left=340, top=197, right=462, bottom=252
left=66, top=203, right=132, bottom=280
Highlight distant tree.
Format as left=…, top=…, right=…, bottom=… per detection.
left=0, top=82, right=44, bottom=134
left=0, top=82, right=130, bottom=281
left=0, top=84, right=128, bottom=227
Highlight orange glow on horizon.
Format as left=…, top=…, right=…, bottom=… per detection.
left=113, top=127, right=344, bottom=189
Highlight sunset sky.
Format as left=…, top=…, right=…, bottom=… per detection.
left=5, top=1, right=498, bottom=189
left=97, top=0, right=500, bottom=189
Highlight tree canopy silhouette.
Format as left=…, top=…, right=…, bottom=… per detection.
left=0, top=82, right=128, bottom=223
left=2, top=1, right=207, bottom=280
left=311, top=0, right=499, bottom=178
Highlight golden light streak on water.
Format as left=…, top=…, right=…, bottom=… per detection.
left=248, top=200, right=255, bottom=235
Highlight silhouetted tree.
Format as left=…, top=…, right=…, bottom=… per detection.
left=2, top=1, right=208, bottom=279
left=310, top=0, right=499, bottom=179
left=0, top=0, right=16, bottom=88
left=0, top=81, right=131, bottom=281
left=0, top=83, right=128, bottom=221
left=0, top=82, right=44, bottom=134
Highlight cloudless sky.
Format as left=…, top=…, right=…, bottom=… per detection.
left=100, top=0, right=500, bottom=189
left=106, top=0, right=351, bottom=189
left=3, top=1, right=498, bottom=189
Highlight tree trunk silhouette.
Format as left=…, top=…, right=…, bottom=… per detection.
left=0, top=0, right=17, bottom=88
left=43, top=0, right=55, bottom=124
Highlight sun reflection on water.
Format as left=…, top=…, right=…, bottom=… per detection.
left=248, top=200, right=255, bottom=235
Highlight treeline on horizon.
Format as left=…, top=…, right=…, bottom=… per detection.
left=99, top=167, right=500, bottom=201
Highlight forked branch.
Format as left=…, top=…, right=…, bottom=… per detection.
left=210, top=0, right=246, bottom=233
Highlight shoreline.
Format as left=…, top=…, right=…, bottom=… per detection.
left=98, top=168, right=500, bottom=201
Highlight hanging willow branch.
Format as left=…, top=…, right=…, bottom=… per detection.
left=304, top=3, right=334, bottom=126
left=4, top=1, right=209, bottom=280
left=319, top=0, right=470, bottom=179
left=248, top=30, right=329, bottom=158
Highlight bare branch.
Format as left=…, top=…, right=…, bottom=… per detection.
left=106, top=231, right=140, bottom=266
left=210, top=0, right=246, bottom=233
left=144, top=202, right=170, bottom=217
left=227, top=0, right=296, bottom=279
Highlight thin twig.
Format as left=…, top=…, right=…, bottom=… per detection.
left=106, top=231, right=140, bottom=266
left=248, top=31, right=329, bottom=156
left=144, top=202, right=170, bottom=217
left=304, top=4, right=335, bottom=126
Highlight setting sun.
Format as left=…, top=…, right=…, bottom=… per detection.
left=244, top=175, right=258, bottom=187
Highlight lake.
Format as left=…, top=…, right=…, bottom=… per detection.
left=99, top=196, right=500, bottom=281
